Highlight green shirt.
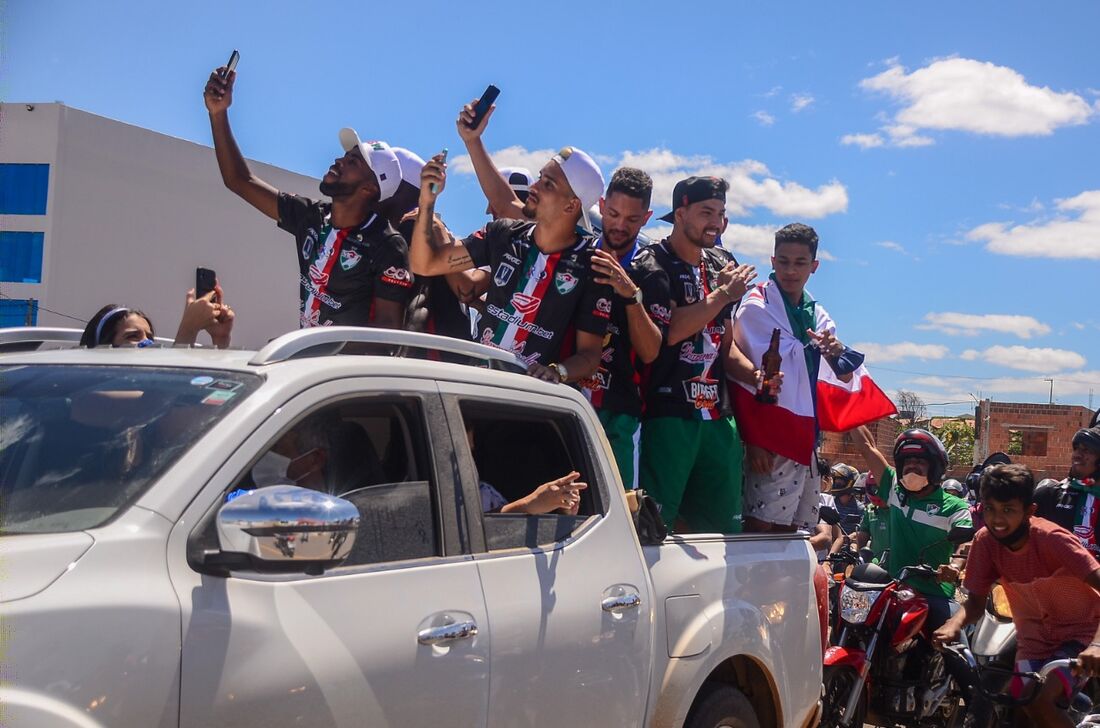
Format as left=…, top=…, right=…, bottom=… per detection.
left=859, top=504, right=890, bottom=564
left=876, top=466, right=973, bottom=599
left=771, top=272, right=817, bottom=383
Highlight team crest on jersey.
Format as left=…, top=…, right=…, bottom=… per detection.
left=683, top=283, right=697, bottom=304
left=555, top=270, right=579, bottom=294
left=510, top=292, right=541, bottom=315
left=302, top=229, right=318, bottom=260
left=340, top=248, right=362, bottom=271
left=494, top=263, right=515, bottom=287
left=926, top=504, right=941, bottom=516
left=579, top=367, right=611, bottom=392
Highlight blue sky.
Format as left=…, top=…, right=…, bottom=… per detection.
left=6, top=1, right=1099, bottom=416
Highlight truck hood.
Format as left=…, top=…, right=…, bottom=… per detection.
left=0, top=531, right=94, bottom=603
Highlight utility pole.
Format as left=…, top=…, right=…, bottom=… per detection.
left=1044, top=378, right=1054, bottom=405
left=24, top=298, right=37, bottom=326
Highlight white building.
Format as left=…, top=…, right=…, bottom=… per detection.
left=0, top=102, right=323, bottom=347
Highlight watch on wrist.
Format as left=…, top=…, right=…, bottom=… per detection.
left=622, top=287, right=643, bottom=306
left=548, top=362, right=569, bottom=383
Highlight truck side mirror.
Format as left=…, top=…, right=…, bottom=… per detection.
left=819, top=506, right=840, bottom=526
left=216, top=485, right=359, bottom=571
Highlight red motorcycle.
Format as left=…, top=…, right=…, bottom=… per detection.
left=821, top=525, right=974, bottom=728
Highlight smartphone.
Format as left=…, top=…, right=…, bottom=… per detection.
left=467, top=84, right=500, bottom=129
left=430, top=148, right=448, bottom=194
left=196, top=267, right=218, bottom=301
left=221, top=50, right=240, bottom=78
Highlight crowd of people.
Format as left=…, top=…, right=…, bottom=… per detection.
left=67, top=61, right=1099, bottom=717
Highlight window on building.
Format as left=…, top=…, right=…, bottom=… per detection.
left=0, top=298, right=37, bottom=327
left=1022, top=430, right=1048, bottom=457
left=0, top=231, right=45, bottom=283
left=1007, top=429, right=1023, bottom=456
left=0, top=164, right=49, bottom=215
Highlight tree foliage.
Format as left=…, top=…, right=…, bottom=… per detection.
left=895, top=390, right=928, bottom=429
left=934, top=419, right=976, bottom=468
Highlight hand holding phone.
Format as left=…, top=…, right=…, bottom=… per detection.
left=430, top=148, right=448, bottom=194
left=220, top=50, right=240, bottom=79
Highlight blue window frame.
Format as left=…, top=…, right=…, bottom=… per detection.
left=0, top=164, right=50, bottom=215
left=0, top=231, right=45, bottom=283
left=0, top=298, right=37, bottom=327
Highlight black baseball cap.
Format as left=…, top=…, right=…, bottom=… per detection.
left=658, top=176, right=728, bottom=223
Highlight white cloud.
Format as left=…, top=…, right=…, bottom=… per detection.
left=966, top=189, right=1100, bottom=259
left=918, top=312, right=1051, bottom=339
left=963, top=345, right=1086, bottom=373
left=790, top=93, right=815, bottom=112
left=850, top=57, right=1094, bottom=147
left=752, top=110, right=776, bottom=127
left=877, top=240, right=905, bottom=253
left=763, top=85, right=783, bottom=98
left=840, top=133, right=885, bottom=149
left=450, top=145, right=555, bottom=177
left=852, top=341, right=950, bottom=363
left=975, top=371, right=1100, bottom=398
left=960, top=349, right=980, bottom=361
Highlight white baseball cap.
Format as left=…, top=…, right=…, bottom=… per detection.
left=338, top=128, right=401, bottom=201
left=551, top=147, right=604, bottom=233
left=392, top=147, right=426, bottom=189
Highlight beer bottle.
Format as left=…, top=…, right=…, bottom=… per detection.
left=755, top=328, right=782, bottom=404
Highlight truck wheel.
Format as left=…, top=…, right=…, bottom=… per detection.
left=685, top=683, right=760, bottom=728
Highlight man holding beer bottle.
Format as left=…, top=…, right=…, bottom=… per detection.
left=732, top=223, right=867, bottom=533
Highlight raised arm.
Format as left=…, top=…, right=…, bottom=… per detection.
left=204, top=67, right=279, bottom=221
left=852, top=425, right=890, bottom=485
left=668, top=263, right=755, bottom=345
left=455, top=102, right=526, bottom=219
left=409, top=154, right=477, bottom=276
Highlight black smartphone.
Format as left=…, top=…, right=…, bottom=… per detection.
left=196, top=267, right=218, bottom=301
left=221, top=50, right=240, bottom=78
left=467, top=84, right=500, bottom=129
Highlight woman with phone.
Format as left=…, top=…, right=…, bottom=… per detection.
left=80, top=285, right=235, bottom=348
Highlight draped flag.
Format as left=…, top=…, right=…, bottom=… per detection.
left=731, top=280, right=897, bottom=466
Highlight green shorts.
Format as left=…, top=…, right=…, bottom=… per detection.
left=597, top=409, right=641, bottom=490
left=639, top=416, right=744, bottom=534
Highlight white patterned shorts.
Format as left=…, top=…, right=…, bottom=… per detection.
left=744, top=454, right=819, bottom=528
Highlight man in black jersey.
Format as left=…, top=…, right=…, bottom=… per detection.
left=204, top=65, right=412, bottom=329
left=409, top=147, right=610, bottom=383
left=1034, top=425, right=1100, bottom=562
left=637, top=177, right=761, bottom=533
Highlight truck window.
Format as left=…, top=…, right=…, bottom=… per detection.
left=227, top=397, right=442, bottom=568
left=457, top=402, right=604, bottom=551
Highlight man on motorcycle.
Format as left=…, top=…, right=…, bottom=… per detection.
left=852, top=425, right=972, bottom=632
left=933, top=463, right=1100, bottom=728
left=854, top=470, right=889, bottom=564
left=1035, top=425, right=1100, bottom=563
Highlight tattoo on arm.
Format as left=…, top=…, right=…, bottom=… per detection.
left=447, top=252, right=473, bottom=270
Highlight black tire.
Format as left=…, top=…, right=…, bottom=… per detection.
left=685, top=683, right=761, bottom=728
left=821, top=665, right=865, bottom=728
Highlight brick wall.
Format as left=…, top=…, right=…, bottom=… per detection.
left=819, top=417, right=901, bottom=471
left=980, top=402, right=1093, bottom=481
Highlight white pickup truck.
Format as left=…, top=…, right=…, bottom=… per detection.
left=0, top=327, right=824, bottom=728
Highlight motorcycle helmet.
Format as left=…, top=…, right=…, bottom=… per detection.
left=1073, top=426, right=1100, bottom=455
left=941, top=478, right=965, bottom=498
left=893, top=428, right=949, bottom=486
left=828, top=463, right=860, bottom=495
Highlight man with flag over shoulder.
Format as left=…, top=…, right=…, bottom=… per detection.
left=731, top=223, right=896, bottom=534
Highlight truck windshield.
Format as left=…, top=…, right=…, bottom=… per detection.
left=0, top=365, right=260, bottom=534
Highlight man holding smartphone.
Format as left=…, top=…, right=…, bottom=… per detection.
left=203, top=64, right=413, bottom=329
left=410, top=148, right=610, bottom=384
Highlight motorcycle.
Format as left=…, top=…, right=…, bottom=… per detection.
left=821, top=506, right=873, bottom=644
left=820, top=524, right=975, bottom=727
left=941, top=643, right=1098, bottom=727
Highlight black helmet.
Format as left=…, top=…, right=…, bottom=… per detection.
left=1073, top=426, right=1100, bottom=455
left=893, top=428, right=949, bottom=486
left=981, top=452, right=1012, bottom=470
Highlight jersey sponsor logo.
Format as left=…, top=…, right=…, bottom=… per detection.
left=1075, top=525, right=1095, bottom=540
left=302, top=228, right=318, bottom=259
left=510, top=292, right=541, bottom=314
left=299, top=274, right=343, bottom=310
left=703, top=323, right=725, bottom=336
left=600, top=346, right=615, bottom=363
left=381, top=265, right=413, bottom=288
left=340, top=248, right=362, bottom=271
left=682, top=376, right=720, bottom=411
left=683, top=283, right=697, bottom=304
left=504, top=253, right=522, bottom=266
left=554, top=269, right=579, bottom=295
left=494, top=263, right=515, bottom=287
left=309, top=264, right=329, bottom=288
left=594, top=297, right=612, bottom=319
left=579, top=367, right=611, bottom=392
left=301, top=308, right=322, bottom=328
left=527, top=267, right=548, bottom=282
left=679, top=342, right=716, bottom=364
left=648, top=303, right=671, bottom=323
left=486, top=304, right=554, bottom=340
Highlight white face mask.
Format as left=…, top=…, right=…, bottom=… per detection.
left=251, top=451, right=293, bottom=487
left=901, top=471, right=929, bottom=493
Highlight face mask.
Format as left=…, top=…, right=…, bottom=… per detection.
left=251, top=451, right=292, bottom=486
left=989, top=518, right=1030, bottom=547
left=901, top=471, right=929, bottom=493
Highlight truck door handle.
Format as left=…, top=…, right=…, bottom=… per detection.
left=417, top=619, right=479, bottom=645
left=602, top=593, right=641, bottom=613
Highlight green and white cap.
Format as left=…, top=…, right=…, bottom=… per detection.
left=338, top=129, right=401, bottom=201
